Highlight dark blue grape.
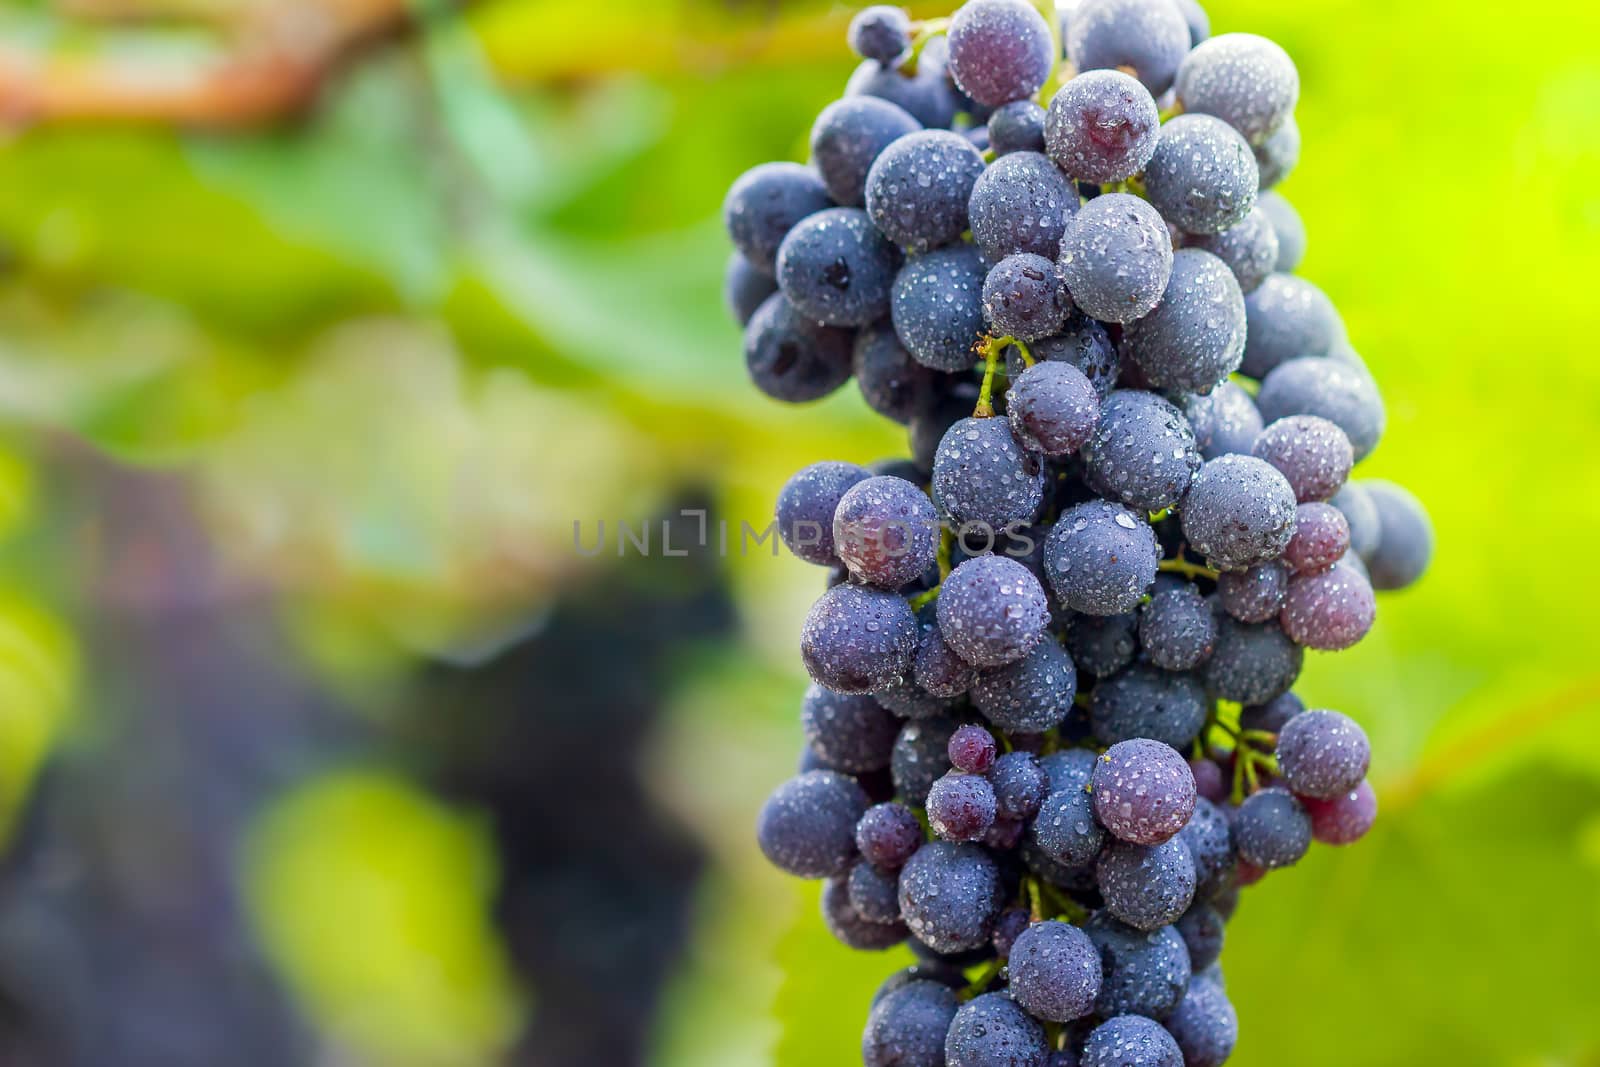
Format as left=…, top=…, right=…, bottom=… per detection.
left=1174, top=0, right=1209, bottom=45
left=1090, top=664, right=1208, bottom=750
left=866, top=130, right=988, bottom=252
left=936, top=553, right=1052, bottom=667
left=862, top=979, right=961, bottom=1067
left=1197, top=380, right=1262, bottom=459
left=927, top=771, right=999, bottom=841
left=892, top=715, right=959, bottom=805
left=825, top=873, right=909, bottom=948
left=726, top=251, right=778, bottom=325
left=802, top=583, right=919, bottom=693
left=1121, top=248, right=1247, bottom=393
left=1082, top=390, right=1201, bottom=511
left=776, top=460, right=872, bottom=566
left=1009, top=920, right=1104, bottom=1022
left=848, top=36, right=962, bottom=130
left=1254, top=113, right=1300, bottom=189
left=801, top=684, right=900, bottom=773
left=945, top=993, right=1051, bottom=1067
left=1175, top=903, right=1224, bottom=970
left=757, top=770, right=870, bottom=878
left=1363, top=480, right=1434, bottom=590
left=1201, top=615, right=1302, bottom=704
left=1044, top=500, right=1159, bottom=615
left=1330, top=481, right=1382, bottom=561
left=1216, top=559, right=1288, bottom=623
left=1031, top=784, right=1105, bottom=868
left=1138, top=583, right=1217, bottom=671
left=1039, top=747, right=1100, bottom=795
left=777, top=207, right=899, bottom=327
left=1187, top=205, right=1279, bottom=294
left=1281, top=559, right=1376, bottom=650
left=989, top=99, right=1048, bottom=155
left=1014, top=314, right=1121, bottom=399
left=1276, top=708, right=1369, bottom=799
left=898, top=842, right=1003, bottom=952
left=1165, top=977, right=1237, bottom=1067
left=834, top=475, right=941, bottom=588
left=1180, top=454, right=1297, bottom=571
left=872, top=962, right=968, bottom=1007
left=848, top=859, right=906, bottom=925
left=1303, top=778, right=1378, bottom=845
left=947, top=0, right=1056, bottom=107
left=855, top=322, right=943, bottom=424
left=1240, top=273, right=1342, bottom=378
left=986, top=753, right=1044, bottom=823
left=744, top=292, right=855, bottom=403
left=933, top=417, right=1049, bottom=532
left=1142, top=115, right=1259, bottom=236
left=1091, top=739, right=1196, bottom=845
left=723, top=161, right=832, bottom=274
left=1080, top=1015, right=1182, bottom=1067
left=1044, top=69, right=1160, bottom=183
left=1232, top=786, right=1311, bottom=868
left=858, top=801, right=925, bottom=868
left=811, top=96, right=924, bottom=207
left=1066, top=0, right=1190, bottom=95
left=1252, top=414, right=1353, bottom=503
left=892, top=243, right=988, bottom=371
left=968, top=151, right=1080, bottom=262
left=1006, top=359, right=1100, bottom=456
left=1057, top=193, right=1172, bottom=324
left=1177, top=798, right=1233, bottom=899
left=1282, top=501, right=1350, bottom=575
left=1257, top=190, right=1305, bottom=271
left=984, top=253, right=1072, bottom=341
left=1082, top=913, right=1191, bottom=1019
left=913, top=611, right=979, bottom=698
left=1065, top=612, right=1139, bottom=677
left=1175, top=32, right=1299, bottom=145
left=971, top=635, right=1078, bottom=733
left=1097, top=837, right=1196, bottom=930
left=1240, top=689, right=1304, bottom=733
left=850, top=5, right=913, bottom=64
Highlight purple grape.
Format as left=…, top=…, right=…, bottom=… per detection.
left=1302, top=779, right=1378, bottom=845
left=1188, top=759, right=1226, bottom=805
left=776, top=460, right=873, bottom=566
left=1089, top=664, right=1209, bottom=751
left=824, top=873, right=910, bottom=949
left=1175, top=32, right=1299, bottom=146
left=777, top=206, right=900, bottom=326
left=988, top=99, right=1048, bottom=155
left=1178, top=798, right=1233, bottom=898
left=1179, top=454, right=1298, bottom=571
left=947, top=0, right=1056, bottom=107
left=1121, top=248, right=1247, bottom=393
left=913, top=613, right=979, bottom=698
left=1239, top=690, right=1303, bottom=733
left=1282, top=501, right=1350, bottom=576
left=801, top=684, right=900, bottom=773
left=1280, top=559, right=1376, bottom=650
left=1039, top=747, right=1100, bottom=795
left=1097, top=837, right=1196, bottom=931
left=1043, top=500, right=1159, bottom=616
left=1252, top=414, right=1354, bottom=503
left=1240, top=274, right=1342, bottom=378
left=927, top=771, right=999, bottom=841
left=862, top=980, right=960, bottom=1067
left=1142, top=114, right=1259, bottom=236
left=1014, top=314, right=1121, bottom=399
left=1009, top=920, right=1104, bottom=1022
left=1363, top=480, right=1434, bottom=590
left=968, top=150, right=1080, bottom=262
left=1066, top=0, right=1191, bottom=95
left=849, top=5, right=913, bottom=64
left=948, top=723, right=998, bottom=774
left=801, top=583, right=919, bottom=693
left=1276, top=708, right=1370, bottom=799
left=991, top=907, right=1032, bottom=958
left=1331, top=481, right=1382, bottom=561
left=1044, top=69, right=1160, bottom=183
left=1165, top=978, right=1237, bottom=1067
left=1197, top=380, right=1263, bottom=459
left=1175, top=903, right=1224, bottom=971
left=984, top=253, right=1072, bottom=340
left=897, top=842, right=1003, bottom=952
left=848, top=860, right=906, bottom=925
left=936, top=554, right=1052, bottom=667
left=725, top=251, right=778, bottom=325
left=1080, top=1015, right=1182, bottom=1067
left=973, top=635, right=1079, bottom=733
left=1083, top=914, right=1191, bottom=1019
left=1091, top=738, right=1197, bottom=845
left=811, top=96, right=923, bottom=208
left=990, top=751, right=1047, bottom=820
left=1232, top=786, right=1311, bottom=868
left=1031, top=783, right=1105, bottom=867
left=892, top=242, right=988, bottom=371
left=865, top=130, right=988, bottom=252
left=857, top=801, right=926, bottom=868
left=1007, top=359, right=1101, bottom=456
left=1216, top=559, right=1289, bottom=622
left=932, top=417, right=1049, bottom=531
left=1138, top=583, right=1217, bottom=671
left=1057, top=193, right=1173, bottom=324
left=1082, top=390, right=1201, bottom=512
left=834, top=475, right=941, bottom=588
left=1187, top=205, right=1279, bottom=294
left=1065, top=611, right=1140, bottom=676
left=1201, top=615, right=1302, bottom=704
left=757, top=770, right=870, bottom=878
left=945, top=992, right=1051, bottom=1066
left=891, top=715, right=960, bottom=805
left=743, top=292, right=855, bottom=403
left=848, top=35, right=962, bottom=130
left=723, top=161, right=832, bottom=273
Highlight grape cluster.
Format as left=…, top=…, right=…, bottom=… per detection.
left=729, top=1, right=1434, bottom=1063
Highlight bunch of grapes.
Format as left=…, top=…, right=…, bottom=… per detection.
left=727, top=0, right=1434, bottom=1063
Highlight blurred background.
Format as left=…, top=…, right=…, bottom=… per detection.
left=0, top=0, right=1595, bottom=1064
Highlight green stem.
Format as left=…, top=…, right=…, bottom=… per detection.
left=1240, top=729, right=1279, bottom=746
left=962, top=957, right=1006, bottom=1000
left=973, top=337, right=1007, bottom=417
left=1156, top=556, right=1220, bottom=581
left=898, top=18, right=951, bottom=74
left=1030, top=0, right=1061, bottom=104
left=908, top=585, right=941, bottom=611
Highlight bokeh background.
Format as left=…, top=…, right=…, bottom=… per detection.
left=0, top=0, right=1596, bottom=1064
